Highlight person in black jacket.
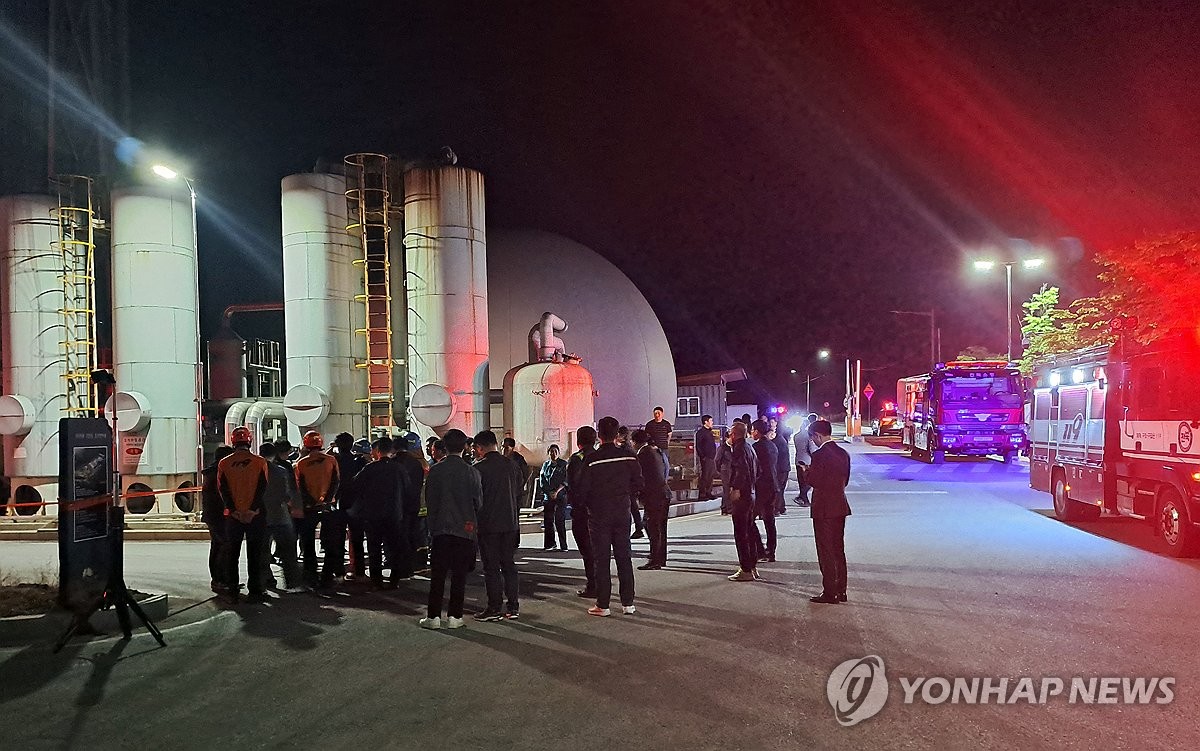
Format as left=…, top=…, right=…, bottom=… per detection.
left=391, top=432, right=427, bottom=579
left=576, top=416, right=644, bottom=616
left=695, top=415, right=717, bottom=501
left=726, top=422, right=760, bottom=582
left=346, top=437, right=408, bottom=589
left=632, top=430, right=670, bottom=570
left=502, top=437, right=531, bottom=505
left=770, top=417, right=791, bottom=515
left=201, top=445, right=235, bottom=593
left=805, top=420, right=852, bottom=604
left=332, top=433, right=367, bottom=580
left=750, top=420, right=780, bottom=564
left=566, top=425, right=599, bottom=597
left=472, top=430, right=523, bottom=620
left=617, top=425, right=646, bottom=540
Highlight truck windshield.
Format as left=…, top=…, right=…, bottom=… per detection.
left=940, top=375, right=1022, bottom=408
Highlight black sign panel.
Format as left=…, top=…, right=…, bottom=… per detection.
left=58, top=417, right=114, bottom=614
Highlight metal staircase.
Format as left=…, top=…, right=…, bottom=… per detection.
left=344, top=153, right=395, bottom=435
left=52, top=175, right=98, bottom=417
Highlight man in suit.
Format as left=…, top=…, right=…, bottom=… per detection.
left=631, top=429, right=670, bottom=570
left=694, top=415, right=717, bottom=501
left=804, top=420, right=852, bottom=604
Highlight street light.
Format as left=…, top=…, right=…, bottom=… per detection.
left=151, top=164, right=178, bottom=180
left=817, top=349, right=830, bottom=360
left=973, top=256, right=1045, bottom=361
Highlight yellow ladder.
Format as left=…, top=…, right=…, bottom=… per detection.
left=52, top=175, right=98, bottom=417
left=344, top=153, right=395, bottom=435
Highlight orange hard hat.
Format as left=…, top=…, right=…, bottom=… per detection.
left=230, top=426, right=252, bottom=446
left=302, top=430, right=323, bottom=449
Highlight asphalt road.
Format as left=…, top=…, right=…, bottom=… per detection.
left=1, top=439, right=1197, bottom=750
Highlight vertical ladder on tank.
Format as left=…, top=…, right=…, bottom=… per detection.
left=344, top=153, right=395, bottom=436
left=52, top=175, right=98, bottom=417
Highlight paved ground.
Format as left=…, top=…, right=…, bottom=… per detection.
left=1, top=439, right=1196, bottom=749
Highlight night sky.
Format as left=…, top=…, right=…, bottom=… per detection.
left=3, top=1, right=1199, bottom=411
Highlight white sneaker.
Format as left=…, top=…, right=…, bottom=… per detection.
left=445, top=616, right=465, bottom=629
left=622, top=605, right=637, bottom=615
left=419, top=616, right=442, bottom=630
left=587, top=605, right=611, bottom=617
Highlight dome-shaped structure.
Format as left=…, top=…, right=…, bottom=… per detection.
left=487, top=229, right=675, bottom=427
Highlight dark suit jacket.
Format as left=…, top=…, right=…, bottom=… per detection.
left=806, top=441, right=852, bottom=519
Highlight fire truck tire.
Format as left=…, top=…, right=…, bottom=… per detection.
left=1001, top=450, right=1015, bottom=465
left=1052, top=472, right=1096, bottom=521
left=1156, top=490, right=1199, bottom=558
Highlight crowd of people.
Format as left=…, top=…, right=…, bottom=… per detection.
left=199, top=403, right=852, bottom=623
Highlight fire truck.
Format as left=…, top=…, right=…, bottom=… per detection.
left=1029, top=334, right=1200, bottom=556
left=898, top=361, right=1026, bottom=463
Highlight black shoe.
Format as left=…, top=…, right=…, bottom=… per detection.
left=636, top=563, right=661, bottom=571
left=809, top=593, right=839, bottom=604
left=837, top=592, right=847, bottom=602
left=474, top=609, right=505, bottom=622
left=558, top=546, right=569, bottom=552
left=630, top=530, right=645, bottom=540
left=576, top=589, right=595, bottom=598
left=244, top=592, right=268, bottom=604
left=765, top=554, right=776, bottom=563
left=505, top=609, right=520, bottom=620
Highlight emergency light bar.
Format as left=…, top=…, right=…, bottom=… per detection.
left=935, top=360, right=1012, bottom=370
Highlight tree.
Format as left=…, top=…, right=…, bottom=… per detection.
left=1091, top=231, right=1200, bottom=344
left=955, top=346, right=1005, bottom=361
left=1017, top=285, right=1110, bottom=374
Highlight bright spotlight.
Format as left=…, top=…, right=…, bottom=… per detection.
left=152, top=164, right=178, bottom=180
left=973, top=260, right=996, bottom=271
left=1023, top=258, right=1045, bottom=269
left=817, top=349, right=831, bottom=360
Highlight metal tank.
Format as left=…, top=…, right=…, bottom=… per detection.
left=280, top=173, right=362, bottom=441
left=107, top=182, right=201, bottom=514
left=403, top=165, right=489, bottom=437
left=502, top=361, right=596, bottom=465
left=0, top=195, right=66, bottom=515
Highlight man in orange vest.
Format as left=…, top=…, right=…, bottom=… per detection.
left=217, top=426, right=271, bottom=603
left=294, top=430, right=341, bottom=588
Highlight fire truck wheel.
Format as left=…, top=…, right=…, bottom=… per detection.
left=1157, top=490, right=1199, bottom=558
left=1051, top=473, right=1096, bottom=521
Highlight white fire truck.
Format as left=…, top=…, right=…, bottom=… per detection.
left=1029, top=335, right=1200, bottom=556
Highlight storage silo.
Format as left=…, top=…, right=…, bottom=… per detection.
left=107, top=182, right=201, bottom=514
left=0, top=195, right=66, bottom=515
left=280, top=173, right=362, bottom=441
left=403, top=166, right=489, bottom=437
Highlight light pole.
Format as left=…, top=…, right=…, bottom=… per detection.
left=974, top=257, right=1044, bottom=361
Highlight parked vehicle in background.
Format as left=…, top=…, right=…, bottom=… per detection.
left=898, top=361, right=1026, bottom=463
left=1029, top=334, right=1200, bottom=556
left=872, top=401, right=901, bottom=436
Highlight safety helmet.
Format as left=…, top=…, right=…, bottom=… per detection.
left=352, top=438, right=372, bottom=455
left=401, top=431, right=422, bottom=453
left=230, top=426, right=252, bottom=446
left=302, top=430, right=324, bottom=450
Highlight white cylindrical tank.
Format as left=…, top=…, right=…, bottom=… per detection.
left=281, top=173, right=362, bottom=442
left=502, top=362, right=595, bottom=465
left=403, top=165, right=489, bottom=438
left=109, top=182, right=201, bottom=514
left=0, top=195, right=66, bottom=515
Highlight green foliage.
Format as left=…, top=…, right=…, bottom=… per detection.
left=1017, top=285, right=1112, bottom=375
left=1092, top=231, right=1200, bottom=344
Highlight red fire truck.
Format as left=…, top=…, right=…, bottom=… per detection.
left=898, top=361, right=1026, bottom=463
left=1029, top=334, right=1200, bottom=556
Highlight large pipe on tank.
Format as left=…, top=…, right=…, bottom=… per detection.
left=403, top=165, right=489, bottom=437
left=280, top=173, right=362, bottom=441
left=223, top=401, right=252, bottom=445
left=106, top=181, right=201, bottom=513
left=0, top=195, right=67, bottom=514
left=243, top=400, right=284, bottom=449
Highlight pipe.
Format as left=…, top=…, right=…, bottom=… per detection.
left=244, top=400, right=285, bottom=449
left=222, top=302, right=284, bottom=326
left=223, top=401, right=253, bottom=445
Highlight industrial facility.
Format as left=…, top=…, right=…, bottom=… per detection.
left=0, top=154, right=675, bottom=518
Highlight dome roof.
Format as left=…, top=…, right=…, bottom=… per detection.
left=487, top=229, right=676, bottom=426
